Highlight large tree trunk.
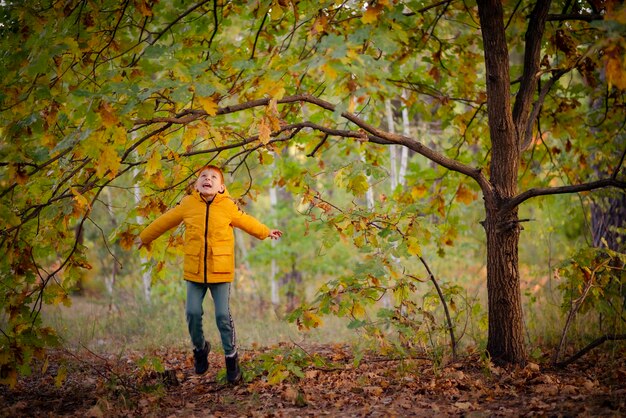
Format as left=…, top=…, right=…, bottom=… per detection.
left=484, top=207, right=526, bottom=363
left=478, top=0, right=527, bottom=364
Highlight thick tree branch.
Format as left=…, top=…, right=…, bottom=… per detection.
left=554, top=334, right=626, bottom=367
left=512, top=0, right=551, bottom=148
left=132, top=94, right=493, bottom=198
left=521, top=68, right=568, bottom=151
left=547, top=13, right=603, bottom=22
left=501, top=178, right=626, bottom=214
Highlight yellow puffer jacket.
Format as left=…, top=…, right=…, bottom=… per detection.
left=139, top=189, right=270, bottom=283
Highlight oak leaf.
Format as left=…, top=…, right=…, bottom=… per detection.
left=456, top=183, right=477, bottom=205
left=96, top=145, right=121, bottom=178
left=362, top=6, right=382, bottom=24
left=258, top=117, right=271, bottom=144
left=198, top=96, right=218, bottom=116
left=145, top=150, right=161, bottom=176
left=136, top=0, right=153, bottom=17
left=98, top=101, right=118, bottom=128
left=70, top=187, right=91, bottom=210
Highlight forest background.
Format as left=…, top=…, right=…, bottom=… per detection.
left=0, top=0, right=625, bottom=415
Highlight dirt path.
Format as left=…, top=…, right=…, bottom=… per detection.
left=1, top=345, right=624, bottom=417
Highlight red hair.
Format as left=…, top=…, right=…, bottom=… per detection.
left=197, top=164, right=224, bottom=184
left=186, top=164, right=225, bottom=194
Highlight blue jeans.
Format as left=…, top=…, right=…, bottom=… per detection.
left=185, top=281, right=237, bottom=356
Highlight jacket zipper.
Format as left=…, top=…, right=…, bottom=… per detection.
left=203, top=199, right=211, bottom=284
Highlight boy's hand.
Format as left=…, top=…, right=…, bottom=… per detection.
left=268, top=229, right=282, bottom=240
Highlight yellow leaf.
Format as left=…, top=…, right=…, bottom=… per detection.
left=272, top=86, right=286, bottom=100
left=183, top=125, right=198, bottom=151
left=267, top=98, right=282, bottom=131
left=456, top=183, right=477, bottom=205
left=153, top=171, right=167, bottom=188
left=411, top=185, right=428, bottom=199
left=270, top=4, right=283, bottom=20
left=303, top=310, right=324, bottom=329
left=259, top=150, right=275, bottom=165
left=362, top=6, right=381, bottom=24
left=258, top=117, right=271, bottom=144
left=98, top=101, right=118, bottom=128
left=70, top=187, right=91, bottom=210
left=351, top=302, right=366, bottom=319
left=321, top=63, right=338, bottom=80
left=110, top=125, right=127, bottom=146
left=313, top=15, right=327, bottom=34
left=268, top=97, right=279, bottom=116
left=348, top=173, right=369, bottom=197
left=198, top=96, right=218, bottom=116
left=55, top=364, right=67, bottom=388
left=407, top=236, right=421, bottom=256
left=96, top=146, right=121, bottom=178
left=145, top=150, right=161, bottom=176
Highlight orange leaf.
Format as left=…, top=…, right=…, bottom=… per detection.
left=258, top=117, right=271, bottom=144
left=135, top=0, right=153, bottom=17
left=322, top=62, right=338, bottom=80
left=605, top=47, right=626, bottom=90
left=96, top=145, right=121, bottom=178
left=152, top=171, right=167, bottom=188
left=456, top=184, right=477, bottom=205
left=411, top=185, right=427, bottom=199
left=70, top=187, right=91, bottom=210
left=98, top=101, right=118, bottom=127
left=118, top=230, right=136, bottom=250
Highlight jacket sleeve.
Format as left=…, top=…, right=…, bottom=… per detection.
left=139, top=197, right=187, bottom=244
left=227, top=199, right=270, bottom=240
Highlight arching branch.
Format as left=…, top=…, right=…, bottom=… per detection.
left=132, top=94, right=492, bottom=198
left=501, top=178, right=626, bottom=214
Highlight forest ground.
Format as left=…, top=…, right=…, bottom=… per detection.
left=1, top=344, right=624, bottom=417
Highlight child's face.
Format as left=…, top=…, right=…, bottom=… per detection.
left=195, top=168, right=224, bottom=197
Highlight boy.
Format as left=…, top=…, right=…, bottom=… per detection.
left=137, top=165, right=282, bottom=383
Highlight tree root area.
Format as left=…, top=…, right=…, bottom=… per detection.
left=1, top=345, right=624, bottom=417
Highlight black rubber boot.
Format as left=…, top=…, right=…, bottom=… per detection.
left=225, top=353, right=242, bottom=384
left=193, top=341, right=210, bottom=375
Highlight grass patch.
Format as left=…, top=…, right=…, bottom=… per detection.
left=43, top=280, right=358, bottom=355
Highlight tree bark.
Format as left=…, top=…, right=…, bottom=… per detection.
left=484, top=208, right=527, bottom=364
left=478, top=0, right=527, bottom=364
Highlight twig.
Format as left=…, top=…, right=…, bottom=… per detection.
left=308, top=134, right=329, bottom=157
left=552, top=259, right=608, bottom=365
left=554, top=334, right=626, bottom=367
left=411, top=256, right=457, bottom=360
